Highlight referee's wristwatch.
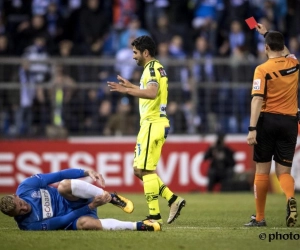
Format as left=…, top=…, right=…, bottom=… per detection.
left=248, top=126, right=257, bottom=131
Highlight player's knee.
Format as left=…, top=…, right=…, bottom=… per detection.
left=133, top=168, right=142, bottom=179
left=77, top=217, right=101, bottom=230
left=57, top=179, right=71, bottom=195
left=275, top=164, right=292, bottom=177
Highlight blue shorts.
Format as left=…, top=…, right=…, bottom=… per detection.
left=64, top=198, right=98, bottom=230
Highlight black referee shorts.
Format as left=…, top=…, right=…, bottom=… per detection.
left=253, top=112, right=298, bottom=167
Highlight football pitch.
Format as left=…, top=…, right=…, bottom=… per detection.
left=1, top=193, right=300, bottom=250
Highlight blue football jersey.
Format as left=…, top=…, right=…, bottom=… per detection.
left=14, top=169, right=96, bottom=230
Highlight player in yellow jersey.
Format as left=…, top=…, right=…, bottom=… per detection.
left=108, top=35, right=185, bottom=224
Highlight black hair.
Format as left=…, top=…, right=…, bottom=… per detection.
left=131, top=35, right=156, bottom=57
left=265, top=31, right=284, bottom=51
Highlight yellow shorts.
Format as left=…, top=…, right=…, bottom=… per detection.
left=134, top=119, right=170, bottom=171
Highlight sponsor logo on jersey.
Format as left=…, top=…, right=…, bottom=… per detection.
left=31, top=191, right=41, bottom=199
left=160, top=104, right=166, bottom=114
left=40, top=189, right=53, bottom=219
left=158, top=67, right=167, bottom=77
left=253, top=79, right=261, bottom=90
left=150, top=68, right=155, bottom=76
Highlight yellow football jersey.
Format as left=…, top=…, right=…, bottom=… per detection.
left=139, top=60, right=168, bottom=124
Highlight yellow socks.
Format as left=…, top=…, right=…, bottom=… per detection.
left=157, top=176, right=174, bottom=201
left=142, top=173, right=160, bottom=218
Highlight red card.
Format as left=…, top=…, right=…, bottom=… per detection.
left=245, top=16, right=257, bottom=29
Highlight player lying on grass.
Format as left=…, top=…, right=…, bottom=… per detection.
left=0, top=168, right=161, bottom=231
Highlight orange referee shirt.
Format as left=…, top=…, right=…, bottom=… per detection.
left=251, top=54, right=299, bottom=116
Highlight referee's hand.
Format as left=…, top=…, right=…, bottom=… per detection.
left=247, top=131, right=257, bottom=146
left=255, top=23, right=268, bottom=36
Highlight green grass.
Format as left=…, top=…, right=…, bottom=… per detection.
left=1, top=193, right=300, bottom=250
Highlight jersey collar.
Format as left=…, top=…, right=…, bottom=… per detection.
left=144, top=59, right=158, bottom=68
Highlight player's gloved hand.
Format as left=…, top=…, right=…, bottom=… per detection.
left=84, top=170, right=105, bottom=188
left=88, top=191, right=112, bottom=209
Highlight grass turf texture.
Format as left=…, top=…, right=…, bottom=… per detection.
left=1, top=193, right=300, bottom=250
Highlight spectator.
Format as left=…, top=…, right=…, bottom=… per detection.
left=22, top=36, right=50, bottom=84
left=45, top=2, right=65, bottom=54
left=50, top=65, right=77, bottom=132
left=15, top=60, right=36, bottom=136
left=118, top=16, right=150, bottom=50
left=2, top=0, right=32, bottom=36
left=192, top=35, right=214, bottom=83
left=191, top=0, right=224, bottom=29
left=15, top=15, right=50, bottom=55
left=96, top=99, right=112, bottom=134
left=168, top=35, right=189, bottom=101
left=32, top=85, right=52, bottom=136
left=192, top=35, right=216, bottom=132
left=285, top=0, right=300, bottom=38
left=167, top=0, right=192, bottom=37
left=156, top=41, right=170, bottom=70
left=32, top=0, right=53, bottom=16
left=103, top=97, right=137, bottom=136
left=0, top=34, right=14, bottom=82
left=115, top=36, right=138, bottom=80
left=83, top=88, right=101, bottom=134
left=229, top=45, right=254, bottom=132
left=0, top=16, right=6, bottom=35
left=112, top=0, right=137, bottom=30
left=203, top=133, right=236, bottom=192
left=78, top=0, right=111, bottom=55
left=61, top=0, right=83, bottom=16
left=288, top=36, right=300, bottom=58
left=52, top=39, right=82, bottom=80
left=182, top=99, right=202, bottom=134
left=84, top=97, right=112, bottom=135
left=167, top=101, right=187, bottom=134
left=191, top=0, right=224, bottom=53
left=225, top=0, right=250, bottom=25
left=142, top=0, right=169, bottom=31
left=0, top=34, right=11, bottom=56
left=61, top=1, right=82, bottom=42
left=228, top=19, right=246, bottom=55
left=150, top=14, right=176, bottom=45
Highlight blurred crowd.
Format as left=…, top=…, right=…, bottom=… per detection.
left=0, top=0, right=299, bottom=138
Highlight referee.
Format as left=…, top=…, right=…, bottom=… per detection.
left=245, top=23, right=299, bottom=227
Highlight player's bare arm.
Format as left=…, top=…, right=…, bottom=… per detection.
left=247, top=96, right=263, bottom=146
left=108, top=80, right=158, bottom=99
